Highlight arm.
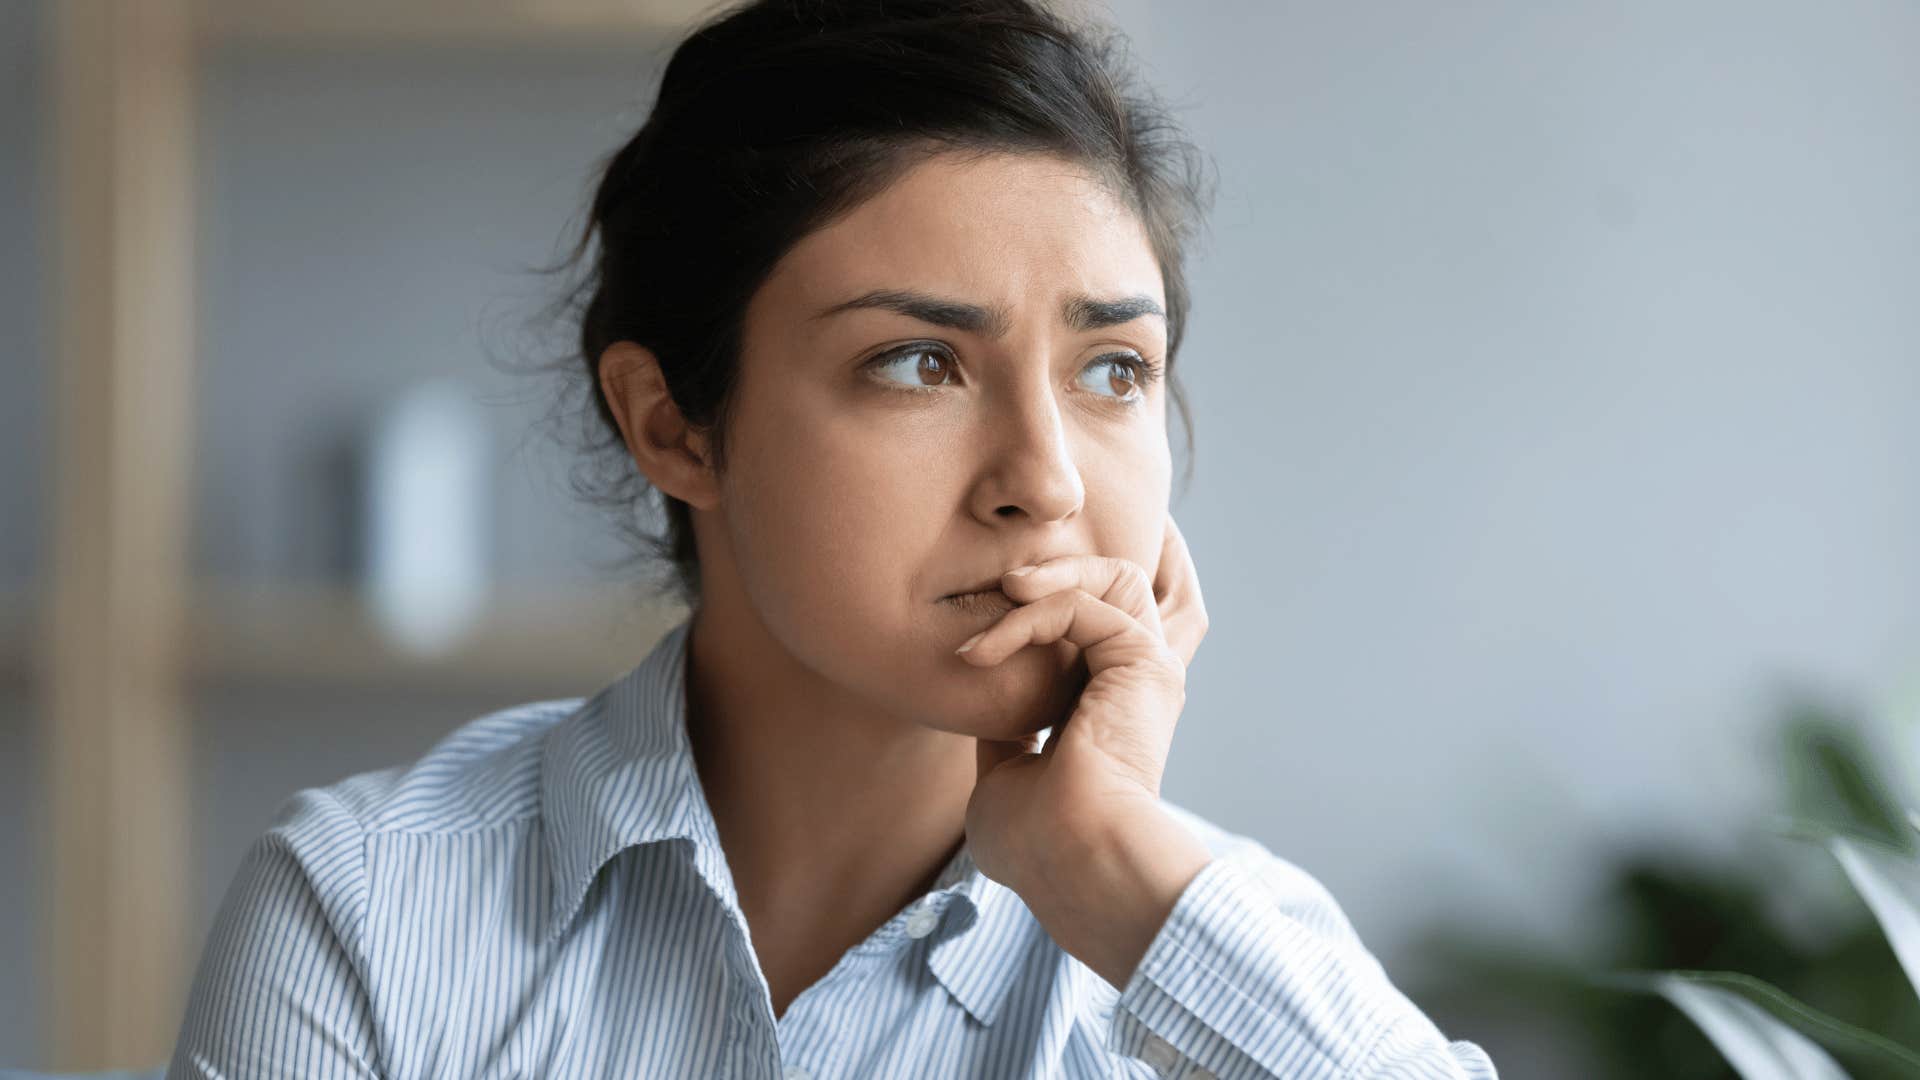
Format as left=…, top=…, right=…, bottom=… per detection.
left=1024, top=804, right=1496, bottom=1080
left=167, top=789, right=383, bottom=1080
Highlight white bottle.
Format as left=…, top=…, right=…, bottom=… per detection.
left=362, top=377, right=491, bottom=657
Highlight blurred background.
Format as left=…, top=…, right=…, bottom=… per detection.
left=2, top=0, right=1917, bottom=1074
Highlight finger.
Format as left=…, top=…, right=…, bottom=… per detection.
left=976, top=734, right=1040, bottom=784
left=957, top=587, right=1180, bottom=682
left=1153, top=515, right=1208, bottom=668
left=996, top=553, right=1163, bottom=641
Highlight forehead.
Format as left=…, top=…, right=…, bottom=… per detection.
left=757, top=152, right=1165, bottom=327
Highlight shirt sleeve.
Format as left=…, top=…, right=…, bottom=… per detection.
left=167, top=788, right=384, bottom=1080
left=1105, top=844, right=1497, bottom=1080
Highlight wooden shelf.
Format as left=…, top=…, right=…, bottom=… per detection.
left=191, top=580, right=687, bottom=692
left=6, top=582, right=687, bottom=695
left=194, top=0, right=716, bottom=45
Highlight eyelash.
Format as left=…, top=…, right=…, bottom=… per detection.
left=862, top=343, right=1165, bottom=404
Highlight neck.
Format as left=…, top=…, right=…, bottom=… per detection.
left=681, top=582, right=976, bottom=935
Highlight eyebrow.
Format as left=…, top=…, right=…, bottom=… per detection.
left=811, top=288, right=1166, bottom=338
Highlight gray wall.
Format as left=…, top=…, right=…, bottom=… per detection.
left=4, top=0, right=1919, bottom=1072
left=194, top=40, right=653, bottom=586
left=1130, top=0, right=1920, bottom=960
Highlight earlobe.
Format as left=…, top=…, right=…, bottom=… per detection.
left=597, top=341, right=721, bottom=511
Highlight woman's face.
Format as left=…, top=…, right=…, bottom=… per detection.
left=704, top=151, right=1174, bottom=741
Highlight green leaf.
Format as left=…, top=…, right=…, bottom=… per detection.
left=1832, top=834, right=1920, bottom=1001
left=1781, top=707, right=1913, bottom=854
left=1656, top=974, right=1851, bottom=1080
left=1601, top=969, right=1920, bottom=1075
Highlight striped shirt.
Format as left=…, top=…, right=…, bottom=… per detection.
left=167, top=616, right=1496, bottom=1079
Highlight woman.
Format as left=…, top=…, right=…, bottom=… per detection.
left=170, top=1, right=1496, bottom=1076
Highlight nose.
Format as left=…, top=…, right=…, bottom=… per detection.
left=968, top=380, right=1085, bottom=526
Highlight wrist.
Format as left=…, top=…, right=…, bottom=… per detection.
left=1020, top=801, right=1214, bottom=990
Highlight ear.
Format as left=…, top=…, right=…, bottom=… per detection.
left=597, top=341, right=720, bottom=511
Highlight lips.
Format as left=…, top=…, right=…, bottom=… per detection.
left=941, top=586, right=1016, bottom=616
left=940, top=553, right=1065, bottom=604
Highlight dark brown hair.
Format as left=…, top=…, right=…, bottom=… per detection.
left=537, top=0, right=1214, bottom=607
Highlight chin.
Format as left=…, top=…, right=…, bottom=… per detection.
left=910, top=640, right=1086, bottom=740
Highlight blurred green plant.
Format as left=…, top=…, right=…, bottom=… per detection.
left=1408, top=695, right=1920, bottom=1078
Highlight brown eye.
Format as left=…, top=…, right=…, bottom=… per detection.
left=869, top=345, right=957, bottom=391
left=1078, top=353, right=1148, bottom=401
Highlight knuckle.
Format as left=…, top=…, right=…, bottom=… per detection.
left=1110, top=558, right=1155, bottom=604
left=1046, top=589, right=1086, bottom=626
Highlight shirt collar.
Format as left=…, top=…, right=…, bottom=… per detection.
left=920, top=840, right=1029, bottom=1026
left=539, top=615, right=1029, bottom=1027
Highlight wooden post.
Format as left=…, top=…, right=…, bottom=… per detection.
left=42, top=0, right=197, bottom=1067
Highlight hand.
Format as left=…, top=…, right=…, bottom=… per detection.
left=959, top=513, right=1209, bottom=894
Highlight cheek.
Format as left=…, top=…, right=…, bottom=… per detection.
left=726, top=411, right=926, bottom=614
left=720, top=403, right=954, bottom=677
left=1085, top=427, right=1174, bottom=571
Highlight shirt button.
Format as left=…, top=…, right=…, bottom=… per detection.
left=1141, top=1033, right=1180, bottom=1074
left=783, top=1068, right=812, bottom=1080
left=904, top=901, right=939, bottom=939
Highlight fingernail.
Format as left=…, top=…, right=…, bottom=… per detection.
left=956, top=631, right=985, bottom=654
left=1004, top=566, right=1036, bottom=577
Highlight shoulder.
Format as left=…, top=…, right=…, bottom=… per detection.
left=241, top=696, right=585, bottom=917
left=176, top=698, right=589, bottom=1075
left=213, top=696, right=586, bottom=955
left=288, top=695, right=586, bottom=839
